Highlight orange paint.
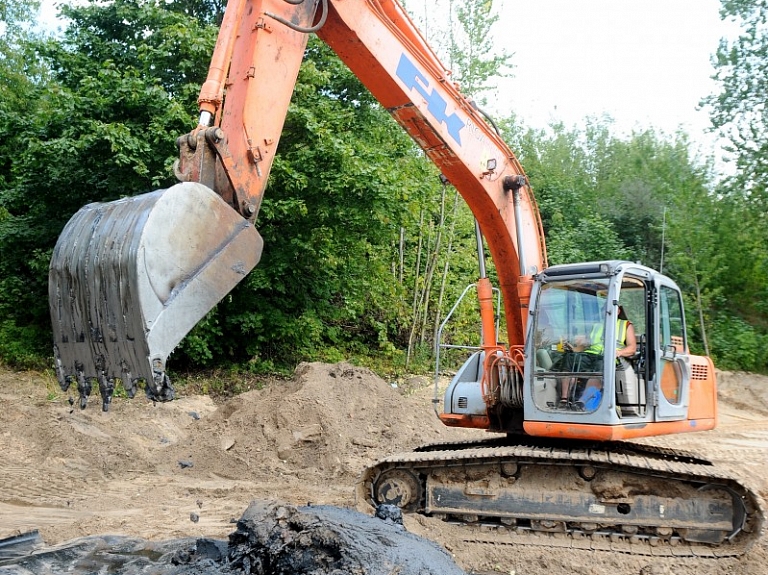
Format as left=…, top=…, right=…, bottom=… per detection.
left=524, top=418, right=716, bottom=441
left=660, top=360, right=683, bottom=404
left=687, top=354, right=718, bottom=422
left=438, top=413, right=491, bottom=429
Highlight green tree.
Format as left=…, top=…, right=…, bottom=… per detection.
left=704, top=0, right=768, bottom=208
left=0, top=0, right=39, bottom=28
left=0, top=0, right=217, bottom=364
left=3, top=0, right=762, bottom=375
left=0, top=0, right=42, bottom=108
left=446, top=0, right=511, bottom=101
left=176, top=39, right=478, bottom=372
left=166, top=0, right=226, bottom=25
left=0, top=0, right=489, bottom=374
left=513, top=116, right=767, bottom=370
left=511, top=121, right=631, bottom=265
left=0, top=0, right=48, bottom=365
left=410, top=0, right=512, bottom=103
left=700, top=0, right=768, bottom=367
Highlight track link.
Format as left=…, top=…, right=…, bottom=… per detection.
left=356, top=437, right=764, bottom=557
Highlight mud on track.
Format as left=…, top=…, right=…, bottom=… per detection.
left=0, top=363, right=766, bottom=574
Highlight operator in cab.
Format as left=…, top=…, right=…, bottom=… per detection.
left=558, top=303, right=637, bottom=410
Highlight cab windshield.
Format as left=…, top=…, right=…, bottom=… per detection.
left=531, top=279, right=609, bottom=413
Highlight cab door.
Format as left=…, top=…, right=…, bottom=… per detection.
left=653, top=279, right=690, bottom=420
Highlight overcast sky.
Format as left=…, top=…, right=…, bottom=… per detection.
left=497, top=1, right=735, bottom=140
left=38, top=0, right=738, bottom=165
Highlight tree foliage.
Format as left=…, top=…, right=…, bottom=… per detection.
left=509, top=118, right=767, bottom=370
left=699, top=0, right=768, bottom=363
left=175, top=36, right=492, bottom=372
left=0, top=0, right=39, bottom=29
left=411, top=0, right=512, bottom=103
left=704, top=0, right=768, bottom=208
left=0, top=0, right=216, bottom=364
left=446, top=0, right=511, bottom=100
left=0, top=0, right=765, bottom=375
left=0, top=0, right=43, bottom=108
left=177, top=38, right=443, bottom=370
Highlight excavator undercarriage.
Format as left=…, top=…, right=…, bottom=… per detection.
left=357, top=437, right=763, bottom=556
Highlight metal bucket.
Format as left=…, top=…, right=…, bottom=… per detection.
left=49, top=182, right=263, bottom=409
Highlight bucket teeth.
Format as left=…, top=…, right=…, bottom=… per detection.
left=49, top=182, right=263, bottom=410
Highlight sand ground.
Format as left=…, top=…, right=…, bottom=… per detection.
left=0, top=363, right=765, bottom=574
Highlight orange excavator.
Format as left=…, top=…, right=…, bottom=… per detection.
left=48, top=0, right=762, bottom=555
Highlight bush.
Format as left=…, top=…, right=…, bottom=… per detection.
left=0, top=319, right=50, bottom=370
left=708, top=313, right=768, bottom=373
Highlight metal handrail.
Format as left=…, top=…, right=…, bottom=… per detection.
left=432, top=282, right=501, bottom=415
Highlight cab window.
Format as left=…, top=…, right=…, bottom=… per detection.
left=659, top=286, right=685, bottom=352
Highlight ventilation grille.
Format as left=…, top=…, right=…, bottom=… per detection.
left=457, top=396, right=468, bottom=409
left=691, top=363, right=709, bottom=381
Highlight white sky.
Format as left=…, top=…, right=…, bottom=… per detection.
left=37, top=0, right=739, bottom=166
left=37, top=0, right=66, bottom=30
left=415, top=0, right=739, bottom=170
left=497, top=0, right=734, bottom=139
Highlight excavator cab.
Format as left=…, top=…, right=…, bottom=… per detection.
left=439, top=260, right=717, bottom=440
left=522, top=260, right=717, bottom=440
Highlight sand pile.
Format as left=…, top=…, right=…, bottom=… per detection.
left=163, top=362, right=463, bottom=484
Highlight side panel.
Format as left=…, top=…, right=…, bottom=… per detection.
left=523, top=418, right=716, bottom=441
left=687, top=354, right=718, bottom=422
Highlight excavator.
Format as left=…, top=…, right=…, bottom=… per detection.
left=48, top=0, right=763, bottom=557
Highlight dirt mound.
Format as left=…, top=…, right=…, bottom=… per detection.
left=162, top=362, right=469, bottom=485
left=716, top=370, right=768, bottom=417
left=0, top=363, right=767, bottom=575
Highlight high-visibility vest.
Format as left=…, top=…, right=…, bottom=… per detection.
left=586, top=319, right=629, bottom=355
left=616, top=319, right=629, bottom=348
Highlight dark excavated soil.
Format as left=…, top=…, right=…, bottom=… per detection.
left=0, top=501, right=466, bottom=574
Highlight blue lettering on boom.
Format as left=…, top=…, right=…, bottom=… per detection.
left=395, top=54, right=465, bottom=146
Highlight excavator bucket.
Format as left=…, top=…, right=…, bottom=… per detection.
left=49, top=182, right=263, bottom=410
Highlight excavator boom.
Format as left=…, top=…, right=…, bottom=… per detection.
left=50, top=0, right=546, bottom=407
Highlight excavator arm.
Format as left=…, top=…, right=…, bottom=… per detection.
left=184, top=0, right=548, bottom=340
left=50, top=0, right=546, bottom=409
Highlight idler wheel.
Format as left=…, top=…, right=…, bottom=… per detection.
left=373, top=469, right=422, bottom=512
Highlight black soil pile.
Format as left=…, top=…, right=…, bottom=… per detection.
left=0, top=500, right=465, bottom=575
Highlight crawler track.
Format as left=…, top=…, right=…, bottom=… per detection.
left=357, top=437, right=764, bottom=557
